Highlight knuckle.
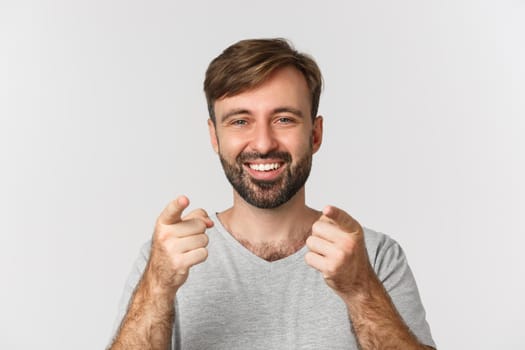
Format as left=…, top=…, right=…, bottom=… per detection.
left=153, top=230, right=166, bottom=243
left=312, top=221, right=323, bottom=233
left=340, top=236, right=355, bottom=252
left=154, top=227, right=170, bottom=242
left=333, top=249, right=346, bottom=263
left=304, top=252, right=315, bottom=264
left=186, top=218, right=206, bottom=232
left=196, top=219, right=207, bottom=231
left=200, top=247, right=209, bottom=260
left=183, top=208, right=208, bottom=222
left=171, top=254, right=186, bottom=269
left=305, top=235, right=315, bottom=246
left=195, top=208, right=208, bottom=218
left=326, top=262, right=338, bottom=276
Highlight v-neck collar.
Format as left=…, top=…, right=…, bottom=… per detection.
left=210, top=212, right=309, bottom=271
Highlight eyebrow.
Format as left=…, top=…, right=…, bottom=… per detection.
left=273, top=107, right=304, bottom=118
left=220, top=108, right=250, bottom=122
left=220, top=107, right=305, bottom=122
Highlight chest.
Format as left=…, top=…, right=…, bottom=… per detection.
left=174, top=257, right=358, bottom=349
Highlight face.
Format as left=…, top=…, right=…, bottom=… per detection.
left=209, top=66, right=323, bottom=209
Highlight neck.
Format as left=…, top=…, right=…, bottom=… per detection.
left=218, top=188, right=321, bottom=248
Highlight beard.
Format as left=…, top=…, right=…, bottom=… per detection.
left=219, top=147, right=313, bottom=209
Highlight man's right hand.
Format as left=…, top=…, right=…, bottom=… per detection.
left=145, top=195, right=214, bottom=294
left=109, top=196, right=212, bottom=350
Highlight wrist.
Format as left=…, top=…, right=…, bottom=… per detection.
left=136, top=266, right=179, bottom=312
left=340, top=268, right=382, bottom=306
left=142, top=270, right=179, bottom=299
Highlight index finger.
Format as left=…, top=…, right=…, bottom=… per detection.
left=158, top=195, right=190, bottom=225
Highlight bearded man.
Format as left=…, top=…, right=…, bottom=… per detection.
left=109, top=38, right=436, bottom=350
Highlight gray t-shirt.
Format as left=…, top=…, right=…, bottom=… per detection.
left=112, top=213, right=435, bottom=349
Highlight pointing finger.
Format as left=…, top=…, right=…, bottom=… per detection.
left=158, top=195, right=190, bottom=225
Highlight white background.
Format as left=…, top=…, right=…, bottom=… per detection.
left=1, top=0, right=524, bottom=349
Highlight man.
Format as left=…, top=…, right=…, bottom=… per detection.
left=109, top=38, right=435, bottom=349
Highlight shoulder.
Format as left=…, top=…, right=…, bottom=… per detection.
left=362, top=226, right=400, bottom=258
left=362, top=227, right=410, bottom=276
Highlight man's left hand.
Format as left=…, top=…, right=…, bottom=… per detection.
left=305, top=206, right=376, bottom=299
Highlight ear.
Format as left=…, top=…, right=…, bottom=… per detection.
left=312, top=116, right=323, bottom=154
left=208, top=118, right=219, bottom=153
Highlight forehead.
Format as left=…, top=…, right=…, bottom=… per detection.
left=214, top=66, right=311, bottom=120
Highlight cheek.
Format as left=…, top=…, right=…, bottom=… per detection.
left=279, top=132, right=312, bottom=154
left=216, top=135, right=247, bottom=158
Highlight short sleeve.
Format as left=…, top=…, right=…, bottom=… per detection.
left=107, top=241, right=152, bottom=346
left=364, top=228, right=436, bottom=348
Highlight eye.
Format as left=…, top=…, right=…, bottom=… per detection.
left=276, top=117, right=294, bottom=124
left=231, top=119, right=248, bottom=126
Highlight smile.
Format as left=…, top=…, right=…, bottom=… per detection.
left=248, top=163, right=282, bottom=172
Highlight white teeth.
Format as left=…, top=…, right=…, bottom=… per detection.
left=249, top=163, right=281, bottom=171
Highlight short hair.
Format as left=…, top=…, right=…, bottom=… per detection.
left=204, top=38, right=323, bottom=123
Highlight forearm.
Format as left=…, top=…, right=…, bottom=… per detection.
left=109, top=198, right=212, bottom=350
left=109, top=273, right=176, bottom=350
left=343, top=273, right=431, bottom=350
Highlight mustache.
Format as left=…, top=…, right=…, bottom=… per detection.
left=237, top=151, right=292, bottom=164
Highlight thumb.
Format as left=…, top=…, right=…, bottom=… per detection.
left=158, top=195, right=190, bottom=225
left=322, top=205, right=359, bottom=231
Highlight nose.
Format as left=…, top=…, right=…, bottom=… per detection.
left=249, top=123, right=279, bottom=155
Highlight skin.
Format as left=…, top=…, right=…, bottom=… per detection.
left=109, top=66, right=434, bottom=350
left=208, top=66, right=323, bottom=251
left=110, top=196, right=213, bottom=350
